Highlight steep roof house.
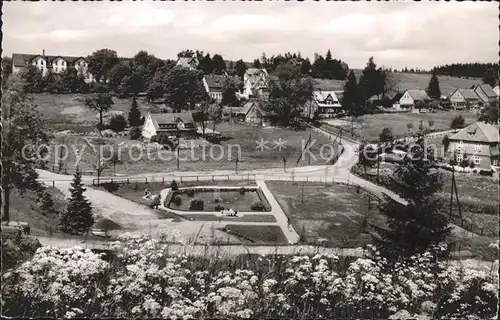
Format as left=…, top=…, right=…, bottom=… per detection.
left=242, top=68, right=269, bottom=99
left=448, top=121, right=499, bottom=169
left=224, top=100, right=270, bottom=127
left=493, top=85, right=499, bottom=96
left=474, top=84, right=497, bottom=103
left=203, top=75, right=226, bottom=102
left=399, top=89, right=432, bottom=112
left=142, top=112, right=197, bottom=140
left=176, top=56, right=199, bottom=70
left=304, top=90, right=343, bottom=119
left=449, top=89, right=481, bottom=109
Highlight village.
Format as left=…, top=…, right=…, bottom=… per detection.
left=1, top=1, right=499, bottom=319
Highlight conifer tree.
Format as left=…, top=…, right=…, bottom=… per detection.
left=59, top=168, right=94, bottom=234
left=372, top=138, right=451, bottom=258
left=342, top=71, right=362, bottom=116
left=426, top=71, right=441, bottom=100
left=128, top=95, right=142, bottom=127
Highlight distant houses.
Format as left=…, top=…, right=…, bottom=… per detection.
left=449, top=88, right=481, bottom=109
left=303, top=90, right=343, bottom=119
left=176, top=56, right=199, bottom=70
left=474, top=84, right=497, bottom=104
left=142, top=112, right=197, bottom=140
left=399, top=89, right=432, bottom=112
left=447, top=121, right=499, bottom=169
left=242, top=68, right=269, bottom=99
left=12, top=51, right=94, bottom=83
left=224, top=100, right=271, bottom=127
left=203, top=75, right=226, bottom=102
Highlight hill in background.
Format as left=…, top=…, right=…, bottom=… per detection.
left=312, top=72, right=481, bottom=96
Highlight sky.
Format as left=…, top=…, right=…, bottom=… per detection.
left=2, top=1, right=498, bottom=70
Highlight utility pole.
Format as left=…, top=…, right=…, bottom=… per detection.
left=308, top=132, right=311, bottom=165
left=448, top=167, right=463, bottom=223
left=282, top=156, right=286, bottom=172
left=339, top=128, right=343, bottom=144
left=235, top=155, right=239, bottom=174
left=176, top=127, right=180, bottom=170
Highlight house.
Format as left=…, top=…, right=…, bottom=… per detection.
left=224, top=101, right=271, bottom=127
left=303, top=90, right=343, bottom=119
left=176, top=56, right=199, bottom=70
left=12, top=51, right=94, bottom=82
left=448, top=121, right=499, bottom=169
left=449, top=89, right=481, bottom=109
left=399, top=89, right=432, bottom=112
left=474, top=84, right=497, bottom=104
left=242, top=68, right=269, bottom=98
left=202, top=75, right=237, bottom=102
left=142, top=112, right=197, bottom=141
left=493, top=85, right=499, bottom=96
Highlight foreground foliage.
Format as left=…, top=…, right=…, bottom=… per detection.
left=2, top=236, right=498, bottom=319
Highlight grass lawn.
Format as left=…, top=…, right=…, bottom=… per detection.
left=182, top=214, right=277, bottom=223
left=322, top=110, right=478, bottom=142
left=50, top=121, right=339, bottom=175
left=219, top=225, right=288, bottom=244
left=267, top=181, right=381, bottom=247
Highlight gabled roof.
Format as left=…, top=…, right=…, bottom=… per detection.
left=449, top=121, right=499, bottom=143
left=475, top=84, right=497, bottom=99
left=12, top=53, right=85, bottom=67
left=204, top=75, right=226, bottom=90
left=405, top=89, right=431, bottom=101
left=313, top=90, right=339, bottom=102
left=392, top=92, right=404, bottom=102
left=227, top=101, right=268, bottom=116
left=245, top=68, right=268, bottom=77
left=176, top=57, right=198, bottom=68
left=452, top=88, right=480, bottom=100
left=493, top=85, right=500, bottom=96
left=149, top=112, right=195, bottom=130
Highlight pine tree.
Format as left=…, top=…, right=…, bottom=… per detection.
left=482, top=68, right=497, bottom=87
left=426, top=72, right=441, bottom=100
left=59, top=168, right=94, bottom=234
left=373, top=138, right=451, bottom=258
left=342, top=71, right=362, bottom=116
left=128, top=95, right=142, bottom=127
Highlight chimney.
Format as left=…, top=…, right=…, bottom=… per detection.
left=42, top=49, right=45, bottom=57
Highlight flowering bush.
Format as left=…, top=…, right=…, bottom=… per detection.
left=2, top=239, right=498, bottom=319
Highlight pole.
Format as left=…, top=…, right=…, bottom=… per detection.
left=301, top=187, right=304, bottom=203
left=282, top=157, right=286, bottom=173
left=449, top=168, right=454, bottom=218
left=235, top=156, right=239, bottom=174
left=376, top=156, right=380, bottom=183
left=339, top=128, right=343, bottom=144
left=452, top=171, right=463, bottom=225
left=176, top=127, right=180, bottom=170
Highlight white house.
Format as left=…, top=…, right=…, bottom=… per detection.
left=449, top=88, right=481, bottom=109
left=304, top=90, right=343, bottom=119
left=176, top=56, right=199, bottom=70
left=399, top=89, right=432, bottom=112
left=12, top=51, right=94, bottom=83
left=203, top=75, right=233, bottom=102
left=142, top=112, right=197, bottom=140
left=242, top=68, right=269, bottom=98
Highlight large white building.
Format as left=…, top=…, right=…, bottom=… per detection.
left=12, top=51, right=94, bottom=82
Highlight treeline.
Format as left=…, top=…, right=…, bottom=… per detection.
left=432, top=63, right=499, bottom=81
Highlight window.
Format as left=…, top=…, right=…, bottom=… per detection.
left=474, top=144, right=481, bottom=152
left=493, top=160, right=498, bottom=166
left=474, top=156, right=480, bottom=165
left=456, top=154, right=463, bottom=163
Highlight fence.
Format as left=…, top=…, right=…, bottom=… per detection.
left=92, top=173, right=258, bottom=186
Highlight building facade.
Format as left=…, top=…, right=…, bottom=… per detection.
left=474, top=84, right=497, bottom=104
left=449, top=89, right=481, bottom=109
left=142, top=112, right=197, bottom=140
left=448, top=121, right=499, bottom=169
left=399, top=89, right=432, bottom=112
left=242, top=68, right=269, bottom=99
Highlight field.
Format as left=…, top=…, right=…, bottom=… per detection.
left=323, top=110, right=478, bottom=142
left=50, top=121, right=339, bottom=175
left=266, top=181, right=382, bottom=247
left=219, top=225, right=288, bottom=244
left=313, top=72, right=481, bottom=96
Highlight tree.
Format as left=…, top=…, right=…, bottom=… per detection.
left=128, top=96, right=142, bottom=127
left=163, top=67, right=208, bottom=112
left=407, top=122, right=414, bottom=134
left=198, top=54, right=214, bottom=75
left=59, top=68, right=85, bottom=93
left=212, top=54, right=226, bottom=75
left=358, top=143, right=377, bottom=174
left=300, top=58, right=312, bottom=75
left=379, top=127, right=394, bottom=144
left=108, top=114, right=127, bottom=132
left=312, top=55, right=326, bottom=79
left=264, top=64, right=313, bottom=127
left=108, top=62, right=132, bottom=92
left=426, top=71, right=441, bottom=100
left=373, top=138, right=451, bottom=258
left=359, top=57, right=385, bottom=99
left=84, top=93, right=114, bottom=131
left=253, top=59, right=262, bottom=68
left=235, top=59, right=247, bottom=79
left=2, top=77, right=51, bottom=221
left=221, top=77, right=239, bottom=107
left=193, top=98, right=212, bottom=137
left=87, top=49, right=119, bottom=83
left=2, top=56, right=13, bottom=87
left=209, top=102, right=223, bottom=132
left=450, top=115, right=465, bottom=129
left=442, top=135, right=450, bottom=152
left=482, top=68, right=497, bottom=87
left=342, top=71, right=363, bottom=117
left=130, top=126, right=142, bottom=140
left=478, top=100, right=499, bottom=124
left=120, top=72, right=145, bottom=96
left=20, top=65, right=44, bottom=93
left=59, top=168, right=94, bottom=235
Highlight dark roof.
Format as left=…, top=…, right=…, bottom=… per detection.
left=453, top=88, right=480, bottom=100
left=475, top=84, right=497, bottom=99
left=204, top=75, right=227, bottom=89
left=449, top=121, right=499, bottom=143
left=150, top=112, right=195, bottom=129
left=392, top=92, right=404, bottom=102
left=12, top=53, right=86, bottom=67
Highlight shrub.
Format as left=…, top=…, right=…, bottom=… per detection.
left=172, top=196, right=182, bottom=206
left=215, top=204, right=225, bottom=211
left=239, top=187, right=246, bottom=195
left=101, top=182, right=120, bottom=193
left=189, top=198, right=204, bottom=211
left=170, top=180, right=179, bottom=191
left=129, top=126, right=142, bottom=140
left=108, top=115, right=127, bottom=132
left=214, top=197, right=223, bottom=203
left=250, top=201, right=267, bottom=212
left=450, top=115, right=465, bottom=129
left=186, top=189, right=195, bottom=197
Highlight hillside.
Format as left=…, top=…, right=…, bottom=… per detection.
left=312, top=72, right=481, bottom=96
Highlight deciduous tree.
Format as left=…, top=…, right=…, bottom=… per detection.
left=84, top=93, right=114, bottom=131
left=163, top=67, right=208, bottom=112
left=212, top=54, right=226, bottom=75
left=235, top=59, right=247, bottom=79
left=87, top=49, right=119, bottom=83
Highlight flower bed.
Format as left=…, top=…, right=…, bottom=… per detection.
left=2, top=238, right=497, bottom=319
